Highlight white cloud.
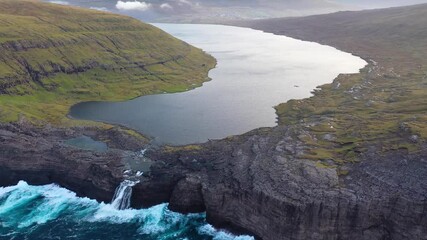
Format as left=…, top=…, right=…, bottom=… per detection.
left=160, top=3, right=173, bottom=10
left=48, top=1, right=70, bottom=5
left=90, top=6, right=109, bottom=12
left=178, top=0, right=191, bottom=5
left=115, top=1, right=152, bottom=11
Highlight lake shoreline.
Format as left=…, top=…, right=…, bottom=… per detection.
left=69, top=23, right=366, bottom=145
left=2, top=3, right=427, bottom=240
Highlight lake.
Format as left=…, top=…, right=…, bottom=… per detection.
left=69, top=24, right=366, bottom=145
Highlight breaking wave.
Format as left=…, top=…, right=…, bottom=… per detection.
left=0, top=181, right=254, bottom=240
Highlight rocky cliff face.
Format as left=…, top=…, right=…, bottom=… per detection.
left=1, top=3, right=427, bottom=240
left=147, top=127, right=427, bottom=240
left=0, top=122, right=145, bottom=202
left=2, top=121, right=426, bottom=240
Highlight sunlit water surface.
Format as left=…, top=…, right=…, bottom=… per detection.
left=70, top=24, right=366, bottom=145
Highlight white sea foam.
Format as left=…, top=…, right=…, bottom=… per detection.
left=198, top=224, right=256, bottom=240
left=90, top=203, right=143, bottom=223
left=0, top=185, right=16, bottom=198
left=0, top=181, right=255, bottom=239
left=138, top=204, right=169, bottom=234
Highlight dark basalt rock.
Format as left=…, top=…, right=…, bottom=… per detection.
left=0, top=122, right=142, bottom=203
left=169, top=175, right=206, bottom=213
left=146, top=126, right=427, bottom=240
left=1, top=123, right=427, bottom=240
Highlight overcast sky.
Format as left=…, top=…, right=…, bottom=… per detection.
left=46, top=0, right=427, bottom=22
left=334, top=0, right=427, bottom=8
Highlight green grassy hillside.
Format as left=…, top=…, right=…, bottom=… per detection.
left=0, top=0, right=215, bottom=124
left=244, top=4, right=427, bottom=167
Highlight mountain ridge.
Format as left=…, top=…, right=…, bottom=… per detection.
left=0, top=0, right=215, bottom=124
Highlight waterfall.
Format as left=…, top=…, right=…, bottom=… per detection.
left=111, top=150, right=146, bottom=210
left=111, top=179, right=139, bottom=210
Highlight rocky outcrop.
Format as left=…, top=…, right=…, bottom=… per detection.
left=0, top=122, right=144, bottom=202
left=169, top=175, right=206, bottom=213
left=1, top=3, right=427, bottom=240
left=144, top=126, right=427, bottom=240
left=2, top=122, right=426, bottom=239
left=7, top=125, right=421, bottom=239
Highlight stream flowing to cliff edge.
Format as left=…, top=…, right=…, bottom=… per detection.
left=0, top=181, right=254, bottom=239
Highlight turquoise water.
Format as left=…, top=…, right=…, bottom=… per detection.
left=64, top=136, right=108, bottom=152
left=0, top=181, right=254, bottom=240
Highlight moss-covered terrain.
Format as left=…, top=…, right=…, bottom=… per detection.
left=242, top=4, right=427, bottom=170
left=0, top=0, right=215, bottom=125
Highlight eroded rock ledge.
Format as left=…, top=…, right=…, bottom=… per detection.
left=1, top=122, right=426, bottom=239
left=0, top=122, right=144, bottom=202
left=2, top=4, right=427, bottom=239
left=148, top=127, right=427, bottom=240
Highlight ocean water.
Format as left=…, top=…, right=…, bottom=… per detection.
left=0, top=181, right=254, bottom=240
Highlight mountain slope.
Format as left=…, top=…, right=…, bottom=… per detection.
left=0, top=0, right=215, bottom=124
left=333, top=0, right=427, bottom=8
left=244, top=3, right=427, bottom=67
left=147, top=6, right=427, bottom=239
left=55, top=0, right=346, bottom=22
left=241, top=4, right=427, bottom=162
left=136, top=5, right=427, bottom=239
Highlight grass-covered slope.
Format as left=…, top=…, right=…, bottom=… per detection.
left=0, top=0, right=215, bottom=124
left=244, top=4, right=427, bottom=167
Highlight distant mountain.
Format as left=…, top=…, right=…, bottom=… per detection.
left=48, top=0, right=346, bottom=22
left=333, top=0, right=427, bottom=8
left=44, top=0, right=427, bottom=22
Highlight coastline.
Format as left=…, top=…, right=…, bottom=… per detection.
left=1, top=3, right=427, bottom=240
